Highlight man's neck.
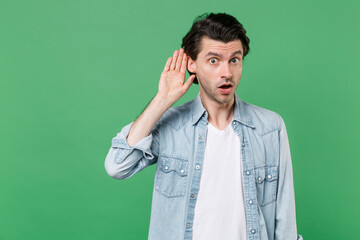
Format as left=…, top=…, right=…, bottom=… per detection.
left=200, top=92, right=235, bottom=130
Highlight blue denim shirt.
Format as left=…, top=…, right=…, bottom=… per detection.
left=105, top=93, right=303, bottom=240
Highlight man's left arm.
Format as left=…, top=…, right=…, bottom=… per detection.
left=275, top=115, right=303, bottom=240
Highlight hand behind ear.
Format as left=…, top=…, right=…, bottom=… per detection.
left=157, top=48, right=196, bottom=105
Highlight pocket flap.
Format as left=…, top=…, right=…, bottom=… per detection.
left=159, top=156, right=188, bottom=177
left=265, top=166, right=278, bottom=182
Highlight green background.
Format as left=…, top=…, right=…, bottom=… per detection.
left=1, top=0, right=359, bottom=239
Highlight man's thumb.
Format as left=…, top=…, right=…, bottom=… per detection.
left=184, top=74, right=196, bottom=90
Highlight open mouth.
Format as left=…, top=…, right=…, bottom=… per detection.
left=219, top=85, right=232, bottom=89
left=218, top=83, right=233, bottom=94
left=218, top=83, right=233, bottom=89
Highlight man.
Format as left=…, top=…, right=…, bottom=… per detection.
left=105, top=12, right=303, bottom=240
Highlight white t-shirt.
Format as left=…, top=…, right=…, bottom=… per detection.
left=192, top=121, right=247, bottom=240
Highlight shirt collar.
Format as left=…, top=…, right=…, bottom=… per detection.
left=191, top=92, right=255, bottom=129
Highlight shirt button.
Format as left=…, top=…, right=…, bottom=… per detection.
left=195, top=165, right=200, bottom=170
left=186, top=223, right=190, bottom=228
left=199, top=136, right=203, bottom=141
left=249, top=200, right=253, bottom=205
left=164, top=166, right=169, bottom=170
left=191, top=194, right=195, bottom=198
left=232, top=121, right=236, bottom=125
left=242, top=143, right=245, bottom=147
left=258, top=177, right=262, bottom=181
left=246, top=171, right=250, bottom=175
left=251, top=229, right=256, bottom=234
left=180, top=169, right=185, bottom=174
left=267, top=175, right=272, bottom=179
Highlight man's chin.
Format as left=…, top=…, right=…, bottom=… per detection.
left=216, top=93, right=235, bottom=104
left=200, top=89, right=235, bottom=106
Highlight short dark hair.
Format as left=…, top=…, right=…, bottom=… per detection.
left=181, top=12, right=250, bottom=84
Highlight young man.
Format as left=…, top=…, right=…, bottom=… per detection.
left=105, top=13, right=303, bottom=240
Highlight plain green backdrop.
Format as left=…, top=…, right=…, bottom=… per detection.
left=1, top=0, right=359, bottom=239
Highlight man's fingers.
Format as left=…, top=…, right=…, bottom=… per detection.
left=180, top=53, right=188, bottom=73
left=163, top=57, right=172, bottom=72
left=170, top=50, right=179, bottom=70
left=175, top=48, right=184, bottom=71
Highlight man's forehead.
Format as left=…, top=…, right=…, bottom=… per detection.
left=198, top=36, right=243, bottom=57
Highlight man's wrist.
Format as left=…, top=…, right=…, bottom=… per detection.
left=153, top=94, right=174, bottom=111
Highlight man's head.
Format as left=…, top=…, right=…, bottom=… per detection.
left=181, top=13, right=250, bottom=105
left=181, top=12, right=250, bottom=84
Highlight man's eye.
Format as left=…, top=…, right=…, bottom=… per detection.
left=209, top=58, right=218, bottom=64
left=231, top=58, right=239, bottom=63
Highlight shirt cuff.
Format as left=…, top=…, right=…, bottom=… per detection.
left=111, top=122, right=155, bottom=160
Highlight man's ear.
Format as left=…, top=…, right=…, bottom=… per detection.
left=187, top=57, right=196, bottom=73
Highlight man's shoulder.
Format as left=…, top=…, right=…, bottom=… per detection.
left=157, top=98, right=195, bottom=129
left=240, top=99, right=284, bottom=134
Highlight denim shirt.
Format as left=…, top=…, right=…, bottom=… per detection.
left=105, top=93, right=303, bottom=240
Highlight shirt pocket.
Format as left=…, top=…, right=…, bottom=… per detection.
left=155, top=155, right=189, bottom=198
left=254, top=166, right=278, bottom=207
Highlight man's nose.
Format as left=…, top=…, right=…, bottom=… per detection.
left=220, top=62, right=232, bottom=79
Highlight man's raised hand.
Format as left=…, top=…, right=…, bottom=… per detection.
left=157, top=48, right=196, bottom=106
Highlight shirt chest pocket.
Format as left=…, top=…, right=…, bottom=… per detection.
left=155, top=156, right=189, bottom=198
left=255, top=166, right=279, bottom=207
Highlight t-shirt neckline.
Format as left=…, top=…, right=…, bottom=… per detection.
left=207, top=120, right=233, bottom=136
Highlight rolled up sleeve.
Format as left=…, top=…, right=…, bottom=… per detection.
left=104, top=121, right=160, bottom=180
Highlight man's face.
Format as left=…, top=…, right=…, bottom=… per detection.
left=188, top=36, right=243, bottom=106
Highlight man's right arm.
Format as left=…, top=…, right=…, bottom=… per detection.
left=104, top=48, right=195, bottom=180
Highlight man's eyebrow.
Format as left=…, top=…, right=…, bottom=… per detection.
left=205, top=50, right=243, bottom=58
